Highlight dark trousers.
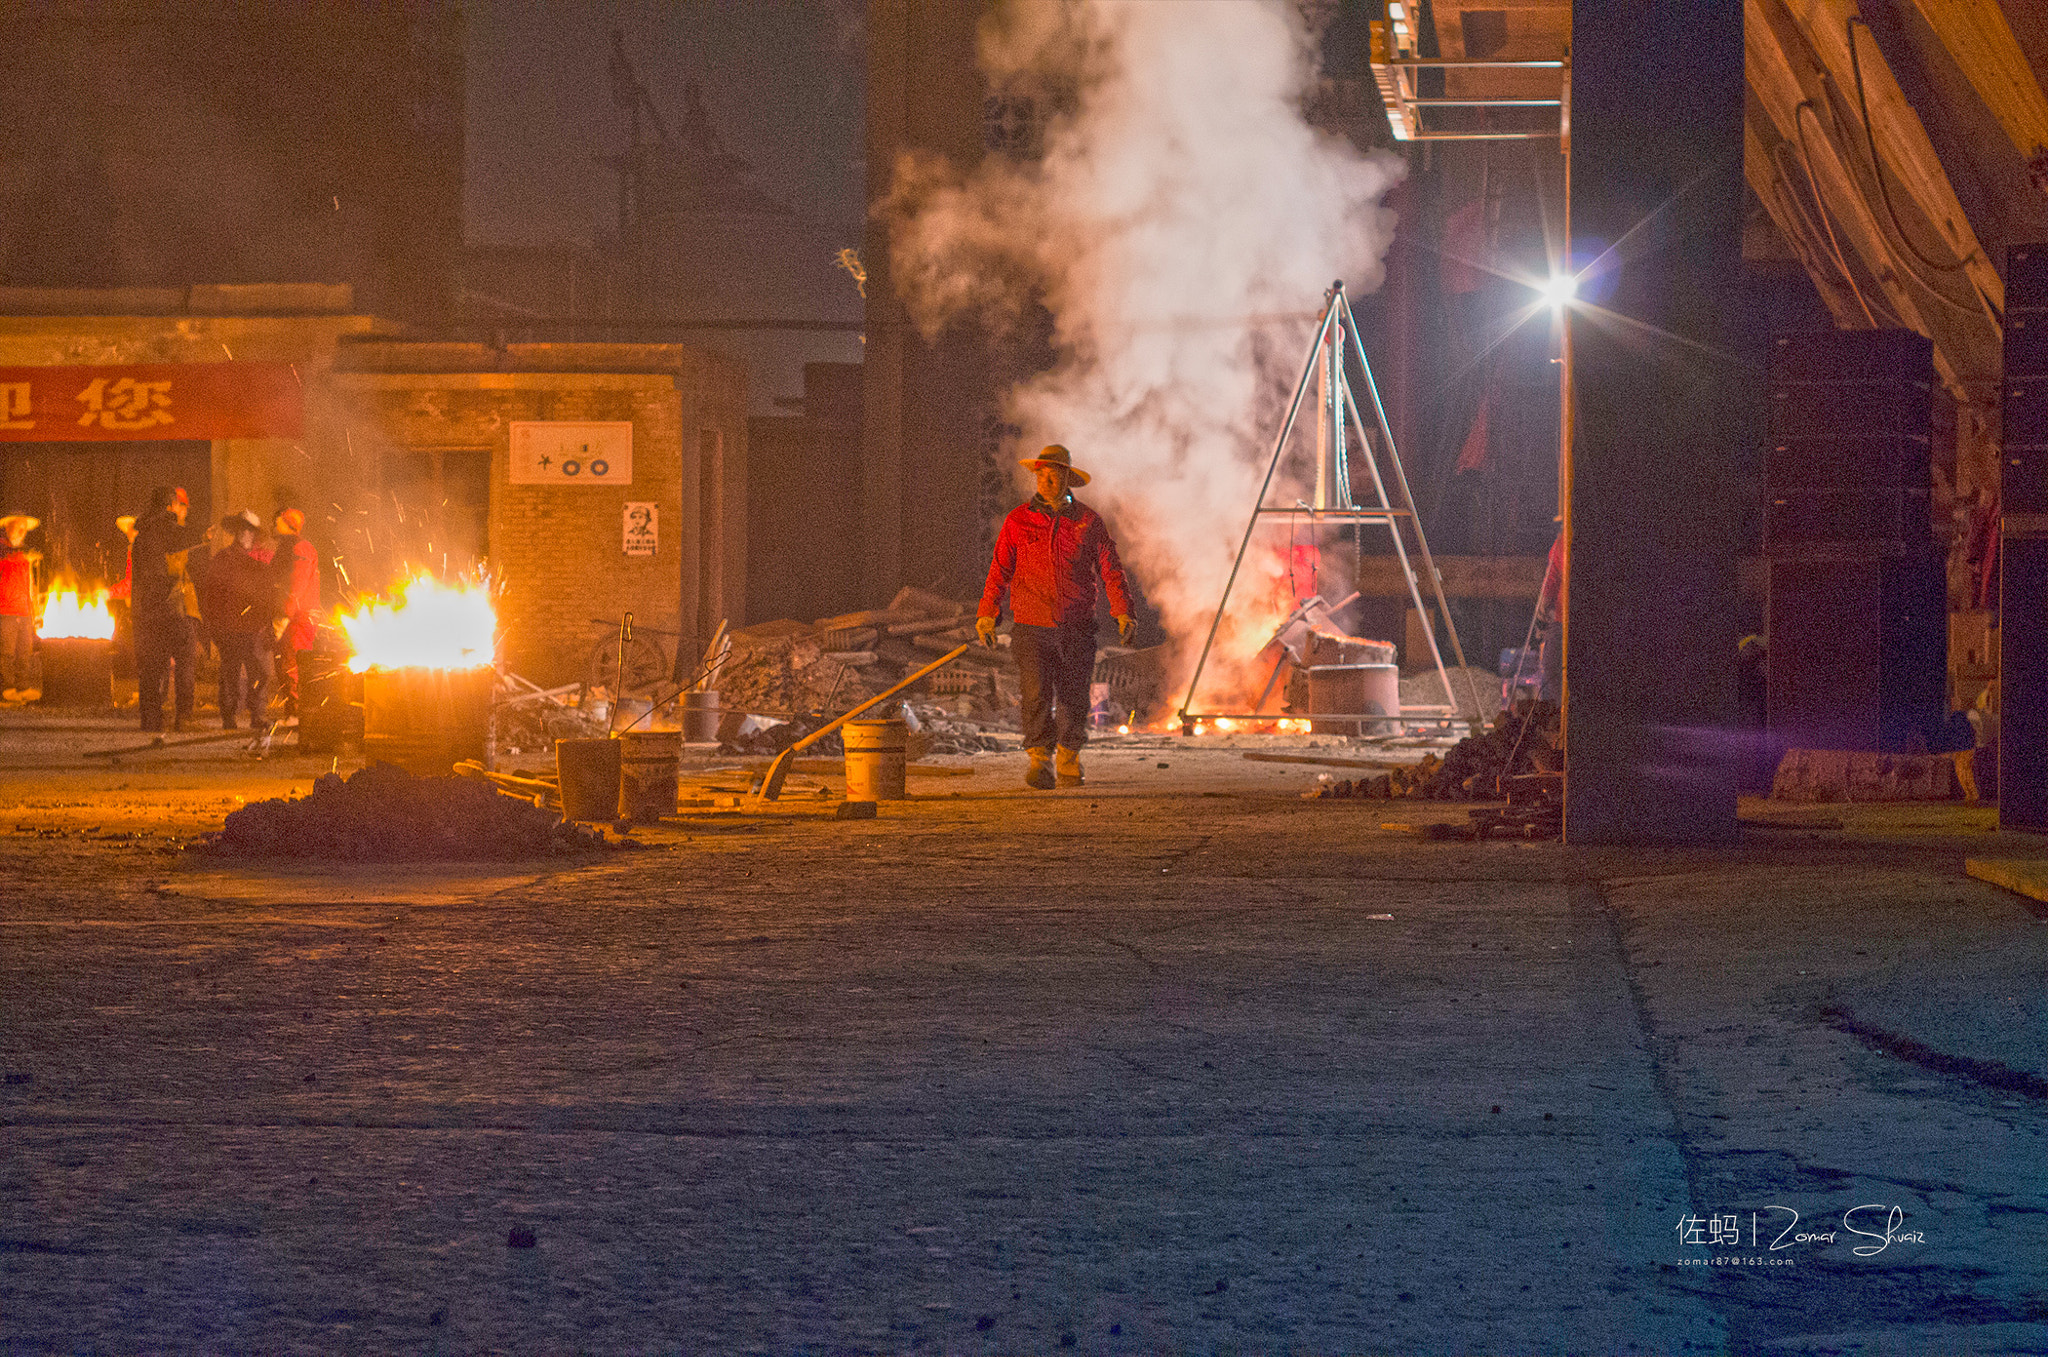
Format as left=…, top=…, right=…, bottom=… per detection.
left=135, top=614, right=199, bottom=731
left=1012, top=623, right=1097, bottom=751
left=0, top=614, right=32, bottom=692
left=216, top=632, right=272, bottom=727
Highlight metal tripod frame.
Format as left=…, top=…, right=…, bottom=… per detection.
left=1177, top=281, right=1489, bottom=733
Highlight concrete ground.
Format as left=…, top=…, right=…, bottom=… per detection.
left=1, top=711, right=2045, bottom=1354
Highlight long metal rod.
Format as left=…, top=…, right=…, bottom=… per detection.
left=1177, top=298, right=1337, bottom=722
left=1377, top=58, right=1566, bottom=67
left=1339, top=293, right=1489, bottom=722
left=1341, top=378, right=1457, bottom=717
left=1408, top=98, right=1563, bottom=107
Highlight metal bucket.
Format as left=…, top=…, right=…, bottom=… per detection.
left=556, top=737, right=622, bottom=823
left=682, top=689, right=721, bottom=742
left=361, top=667, right=492, bottom=774
left=37, top=638, right=113, bottom=708
left=1306, top=663, right=1400, bottom=736
left=844, top=717, right=908, bottom=800
left=617, top=730, right=680, bottom=821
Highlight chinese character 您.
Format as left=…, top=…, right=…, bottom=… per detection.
left=76, top=376, right=173, bottom=430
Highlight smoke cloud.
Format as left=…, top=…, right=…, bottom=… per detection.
left=883, top=0, right=1403, bottom=706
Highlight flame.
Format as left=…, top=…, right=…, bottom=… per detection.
left=338, top=571, right=496, bottom=673
left=40, top=586, right=115, bottom=641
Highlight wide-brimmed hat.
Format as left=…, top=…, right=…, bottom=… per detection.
left=0, top=513, right=38, bottom=535
left=221, top=509, right=262, bottom=534
left=1019, top=443, right=1090, bottom=486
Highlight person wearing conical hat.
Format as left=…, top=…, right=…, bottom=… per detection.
left=976, top=445, right=1136, bottom=790
left=268, top=506, right=320, bottom=720
left=0, top=513, right=40, bottom=701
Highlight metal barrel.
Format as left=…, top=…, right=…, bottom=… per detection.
left=617, top=730, right=680, bottom=821
left=37, top=638, right=114, bottom=708
left=1306, top=663, right=1400, bottom=736
left=297, top=648, right=363, bottom=755
left=843, top=717, right=908, bottom=800
left=682, top=689, right=721, bottom=742
left=361, top=667, right=492, bottom=775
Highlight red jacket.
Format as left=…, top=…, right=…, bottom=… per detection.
left=271, top=534, right=320, bottom=648
left=0, top=549, right=33, bottom=618
left=980, top=496, right=1133, bottom=630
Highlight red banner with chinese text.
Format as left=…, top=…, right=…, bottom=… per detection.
left=0, top=363, right=303, bottom=441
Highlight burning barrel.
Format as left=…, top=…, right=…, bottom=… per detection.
left=360, top=666, right=493, bottom=774
left=340, top=572, right=498, bottom=776
left=1303, top=633, right=1399, bottom=736
left=37, top=587, right=117, bottom=708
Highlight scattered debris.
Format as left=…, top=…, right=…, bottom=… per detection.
left=197, top=763, right=610, bottom=861
left=1771, top=748, right=1970, bottom=802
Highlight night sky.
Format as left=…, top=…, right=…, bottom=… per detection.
left=464, top=0, right=867, bottom=251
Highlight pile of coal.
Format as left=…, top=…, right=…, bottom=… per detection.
left=199, top=763, right=609, bottom=861
left=1405, top=699, right=1561, bottom=799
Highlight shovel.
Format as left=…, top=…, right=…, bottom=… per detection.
left=755, top=641, right=974, bottom=802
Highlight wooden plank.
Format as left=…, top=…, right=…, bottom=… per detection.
left=1911, top=0, right=2048, bottom=166
left=1965, top=857, right=2048, bottom=905
left=1352, top=554, right=1547, bottom=598
left=1784, top=0, right=2005, bottom=317
left=1745, top=0, right=1982, bottom=396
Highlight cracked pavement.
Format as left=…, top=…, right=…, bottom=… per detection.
left=1, top=735, right=2044, bottom=1353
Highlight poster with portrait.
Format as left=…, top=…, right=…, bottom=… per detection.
left=622, top=502, right=658, bottom=557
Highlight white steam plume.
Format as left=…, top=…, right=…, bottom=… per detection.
left=884, top=0, right=1403, bottom=708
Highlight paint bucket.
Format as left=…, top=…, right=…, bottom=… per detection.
left=843, top=717, right=908, bottom=800
left=682, top=689, right=721, bottom=742
left=617, top=730, right=681, bottom=821
left=1306, top=663, right=1401, bottom=736
left=556, top=737, right=622, bottom=823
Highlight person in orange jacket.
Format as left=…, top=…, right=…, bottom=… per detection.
left=976, top=445, right=1135, bottom=790
left=0, top=513, right=42, bottom=701
left=268, top=507, right=320, bottom=718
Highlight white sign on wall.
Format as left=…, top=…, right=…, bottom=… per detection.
left=509, top=421, right=633, bottom=485
left=623, top=502, right=658, bottom=556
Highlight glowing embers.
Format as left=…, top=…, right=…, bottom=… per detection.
left=40, top=585, right=115, bottom=641
left=338, top=571, right=497, bottom=673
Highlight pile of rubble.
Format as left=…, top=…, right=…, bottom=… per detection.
left=709, top=587, right=1161, bottom=746
left=198, top=763, right=610, bottom=861
left=1308, top=699, right=1562, bottom=803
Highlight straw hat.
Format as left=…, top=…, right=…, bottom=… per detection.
left=0, top=513, right=38, bottom=535
left=1019, top=444, right=1090, bottom=487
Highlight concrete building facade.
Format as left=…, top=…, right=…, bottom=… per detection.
left=0, top=289, right=746, bottom=692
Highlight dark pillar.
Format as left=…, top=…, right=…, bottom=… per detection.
left=1562, top=4, right=1744, bottom=844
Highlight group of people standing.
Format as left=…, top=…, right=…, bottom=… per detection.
left=121, top=486, right=320, bottom=733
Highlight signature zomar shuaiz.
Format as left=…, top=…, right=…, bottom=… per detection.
left=976, top=444, right=1136, bottom=790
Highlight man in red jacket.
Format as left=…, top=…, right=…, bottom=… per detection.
left=0, top=513, right=41, bottom=701
left=977, top=445, right=1136, bottom=789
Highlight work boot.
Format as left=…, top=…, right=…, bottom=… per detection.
left=1024, top=746, right=1055, bottom=790
left=1056, top=745, right=1084, bottom=788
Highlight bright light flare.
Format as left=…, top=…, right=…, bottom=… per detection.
left=339, top=571, right=496, bottom=673
left=40, top=586, right=115, bottom=641
left=1538, top=273, right=1579, bottom=308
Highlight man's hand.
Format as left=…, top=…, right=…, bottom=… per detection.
left=976, top=615, right=1000, bottom=648
left=1115, top=614, right=1137, bottom=645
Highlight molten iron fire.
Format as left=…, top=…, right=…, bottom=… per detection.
left=40, top=586, right=116, bottom=641
left=338, top=571, right=497, bottom=673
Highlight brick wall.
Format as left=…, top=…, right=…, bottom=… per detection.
left=330, top=346, right=746, bottom=688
